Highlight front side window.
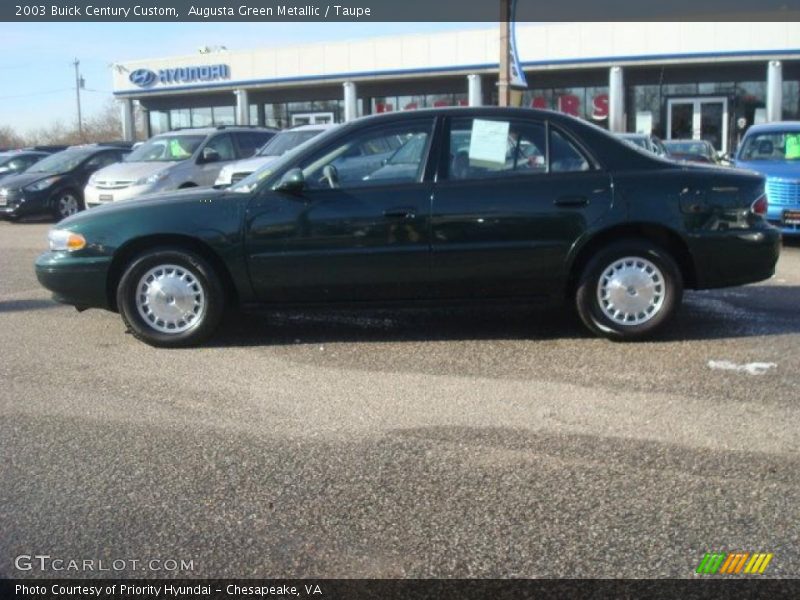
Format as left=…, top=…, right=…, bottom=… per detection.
left=235, top=132, right=275, bottom=158
left=447, top=118, right=547, bottom=180
left=301, top=121, right=433, bottom=190
left=203, top=134, right=236, bottom=161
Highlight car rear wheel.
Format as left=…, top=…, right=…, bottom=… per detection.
left=116, top=248, right=224, bottom=348
left=575, top=240, right=683, bottom=341
left=53, top=190, right=82, bottom=221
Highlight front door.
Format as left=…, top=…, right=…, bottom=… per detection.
left=429, top=116, right=613, bottom=299
left=667, top=97, right=729, bottom=154
left=245, top=117, right=437, bottom=302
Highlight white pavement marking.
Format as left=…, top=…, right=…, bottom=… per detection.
left=708, top=360, right=777, bottom=375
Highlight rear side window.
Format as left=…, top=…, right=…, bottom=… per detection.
left=447, top=118, right=547, bottom=181
left=235, top=131, right=275, bottom=158
left=550, top=129, right=591, bottom=173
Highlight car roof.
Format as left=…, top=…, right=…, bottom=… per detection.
left=286, top=124, right=337, bottom=132
left=156, top=126, right=278, bottom=136
left=745, top=121, right=800, bottom=134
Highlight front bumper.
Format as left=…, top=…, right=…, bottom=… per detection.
left=35, top=252, right=113, bottom=310
left=85, top=183, right=154, bottom=207
left=766, top=207, right=800, bottom=237
left=689, top=224, right=782, bottom=289
left=0, top=189, right=49, bottom=218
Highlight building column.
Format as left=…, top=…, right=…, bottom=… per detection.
left=467, top=74, right=483, bottom=107
left=234, top=89, right=250, bottom=125
left=608, top=66, right=625, bottom=133
left=766, top=60, right=783, bottom=122
left=343, top=81, right=358, bottom=122
left=119, top=98, right=135, bottom=142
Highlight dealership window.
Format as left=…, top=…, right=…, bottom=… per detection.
left=213, top=106, right=235, bottom=126
left=191, top=107, right=213, bottom=128
left=523, top=87, right=609, bottom=127
left=783, top=80, right=800, bottom=120
left=170, top=108, right=191, bottom=129
left=249, top=104, right=259, bottom=126
left=149, top=110, right=170, bottom=135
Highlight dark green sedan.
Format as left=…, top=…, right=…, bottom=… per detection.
left=35, top=108, right=780, bottom=347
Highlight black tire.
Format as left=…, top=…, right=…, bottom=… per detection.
left=116, top=248, right=224, bottom=348
left=575, top=239, right=683, bottom=341
left=51, top=188, right=84, bottom=221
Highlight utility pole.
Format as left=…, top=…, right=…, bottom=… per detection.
left=498, top=0, right=511, bottom=107
left=73, top=59, right=83, bottom=138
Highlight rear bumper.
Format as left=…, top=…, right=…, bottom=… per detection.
left=689, top=225, right=781, bottom=289
left=35, top=252, right=113, bottom=309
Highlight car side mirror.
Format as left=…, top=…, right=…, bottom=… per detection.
left=274, top=168, right=305, bottom=194
left=201, top=147, right=221, bottom=163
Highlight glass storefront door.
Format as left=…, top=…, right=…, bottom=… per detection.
left=290, top=112, right=335, bottom=126
left=667, top=97, right=729, bottom=154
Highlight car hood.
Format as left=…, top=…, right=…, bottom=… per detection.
left=92, top=161, right=178, bottom=182
left=0, top=171, right=64, bottom=190
left=733, top=160, right=800, bottom=179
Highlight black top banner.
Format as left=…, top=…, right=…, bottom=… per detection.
left=3, top=0, right=800, bottom=22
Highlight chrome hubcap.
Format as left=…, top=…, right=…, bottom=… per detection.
left=135, top=264, right=205, bottom=334
left=597, top=256, right=665, bottom=326
left=59, top=194, right=79, bottom=217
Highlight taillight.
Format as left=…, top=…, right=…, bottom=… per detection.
left=751, top=194, right=768, bottom=216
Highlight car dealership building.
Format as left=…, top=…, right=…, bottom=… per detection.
left=112, top=22, right=800, bottom=156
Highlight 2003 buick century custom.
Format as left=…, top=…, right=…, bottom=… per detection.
left=35, top=108, right=780, bottom=347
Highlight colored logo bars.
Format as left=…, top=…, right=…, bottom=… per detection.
left=696, top=552, right=774, bottom=575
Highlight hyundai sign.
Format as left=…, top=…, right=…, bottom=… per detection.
left=129, top=64, right=230, bottom=88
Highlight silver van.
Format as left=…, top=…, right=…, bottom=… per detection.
left=84, top=126, right=276, bottom=206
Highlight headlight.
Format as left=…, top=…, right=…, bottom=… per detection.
left=0, top=188, right=8, bottom=197
left=25, top=176, right=61, bottom=192
left=88, top=173, right=99, bottom=186
left=133, top=171, right=169, bottom=187
left=48, top=229, right=86, bottom=252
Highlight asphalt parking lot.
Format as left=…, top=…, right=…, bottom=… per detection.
left=1, top=219, right=799, bottom=579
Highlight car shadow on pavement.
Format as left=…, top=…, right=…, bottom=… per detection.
left=0, top=298, right=61, bottom=313
left=207, top=284, right=800, bottom=347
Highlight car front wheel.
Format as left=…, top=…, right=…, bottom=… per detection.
left=575, top=240, right=683, bottom=341
left=53, top=190, right=83, bottom=221
left=116, top=248, right=224, bottom=348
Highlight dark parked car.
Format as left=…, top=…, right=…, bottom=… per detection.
left=0, top=150, right=49, bottom=183
left=35, top=108, right=780, bottom=347
left=617, top=133, right=669, bottom=157
left=663, top=139, right=722, bottom=165
left=1, top=144, right=130, bottom=221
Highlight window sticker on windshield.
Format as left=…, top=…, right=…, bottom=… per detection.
left=468, top=119, right=510, bottom=169
left=786, top=134, right=800, bottom=160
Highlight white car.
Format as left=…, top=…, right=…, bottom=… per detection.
left=84, top=127, right=276, bottom=207
left=214, top=124, right=335, bottom=188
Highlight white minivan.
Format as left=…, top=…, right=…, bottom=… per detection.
left=84, top=126, right=276, bottom=207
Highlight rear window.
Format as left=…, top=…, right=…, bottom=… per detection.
left=739, top=131, right=800, bottom=161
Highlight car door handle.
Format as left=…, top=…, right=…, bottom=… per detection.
left=384, top=207, right=417, bottom=220
left=554, top=195, right=589, bottom=207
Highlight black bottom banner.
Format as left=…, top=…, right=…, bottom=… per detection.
left=2, top=579, right=800, bottom=600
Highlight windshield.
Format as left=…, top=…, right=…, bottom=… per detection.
left=126, top=134, right=205, bottom=162
left=231, top=128, right=339, bottom=194
left=27, top=149, right=92, bottom=173
left=738, top=131, right=800, bottom=161
left=257, top=130, right=323, bottom=157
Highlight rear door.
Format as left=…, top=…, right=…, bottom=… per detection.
left=429, top=115, right=613, bottom=299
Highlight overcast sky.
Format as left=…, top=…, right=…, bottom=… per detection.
left=0, top=22, right=484, bottom=135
